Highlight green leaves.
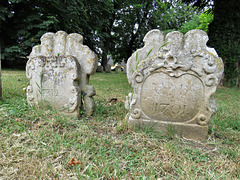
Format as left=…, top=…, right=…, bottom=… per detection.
left=179, top=10, right=213, bottom=34
left=4, top=46, right=22, bottom=53
left=1, top=0, right=202, bottom=69
left=198, top=10, right=213, bottom=32
left=110, top=0, right=200, bottom=64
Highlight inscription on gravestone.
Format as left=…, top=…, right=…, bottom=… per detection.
left=125, top=29, right=224, bottom=141
left=141, top=73, right=204, bottom=122
left=26, top=31, right=98, bottom=117
left=26, top=55, right=80, bottom=117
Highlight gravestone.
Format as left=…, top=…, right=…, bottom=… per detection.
left=96, top=65, right=103, bottom=72
left=105, top=64, right=111, bottom=73
left=123, top=64, right=126, bottom=74
left=26, top=31, right=98, bottom=117
left=115, top=66, right=122, bottom=74
left=125, top=29, right=224, bottom=141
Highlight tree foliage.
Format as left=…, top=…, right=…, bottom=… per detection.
left=1, top=0, right=59, bottom=67
left=183, top=0, right=240, bottom=87
left=109, top=0, right=199, bottom=64
left=207, top=0, right=240, bottom=87
left=198, top=10, right=213, bottom=31
left=0, top=0, right=200, bottom=68
left=180, top=10, right=213, bottom=33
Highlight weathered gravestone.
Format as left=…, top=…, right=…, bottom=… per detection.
left=105, top=64, right=112, bottom=73
left=123, top=64, right=126, bottom=74
left=125, top=29, right=224, bottom=141
left=26, top=31, right=98, bottom=118
left=96, top=65, right=103, bottom=72
left=115, top=66, right=122, bottom=74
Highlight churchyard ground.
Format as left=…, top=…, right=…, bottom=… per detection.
left=0, top=69, right=239, bottom=179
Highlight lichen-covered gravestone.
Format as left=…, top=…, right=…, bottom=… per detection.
left=105, top=64, right=112, bottom=73
left=115, top=66, right=122, bottom=74
left=96, top=65, right=103, bottom=72
left=26, top=31, right=98, bottom=118
left=125, top=29, right=224, bottom=141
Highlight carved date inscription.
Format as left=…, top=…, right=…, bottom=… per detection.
left=140, top=72, right=204, bottom=122
left=42, top=88, right=59, bottom=99
left=37, top=56, right=79, bottom=111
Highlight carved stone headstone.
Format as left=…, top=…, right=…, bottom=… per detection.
left=26, top=31, right=98, bottom=117
left=115, top=66, right=122, bottom=74
left=123, top=64, right=126, bottom=74
left=96, top=65, right=103, bottom=72
left=125, top=29, right=224, bottom=141
left=105, top=64, right=112, bottom=73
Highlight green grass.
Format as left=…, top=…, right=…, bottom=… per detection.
left=0, top=70, right=239, bottom=179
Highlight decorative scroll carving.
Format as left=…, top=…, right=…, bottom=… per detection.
left=130, top=108, right=141, bottom=119
left=196, top=114, right=208, bottom=126
left=205, top=74, right=217, bottom=87
left=135, top=73, right=144, bottom=83
left=82, top=85, right=96, bottom=116
left=26, top=31, right=98, bottom=118
left=125, top=29, right=224, bottom=141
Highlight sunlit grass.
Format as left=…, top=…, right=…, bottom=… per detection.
left=0, top=69, right=239, bottom=179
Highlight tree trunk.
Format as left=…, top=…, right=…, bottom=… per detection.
left=126, top=1, right=151, bottom=60
left=101, top=50, right=109, bottom=71
left=126, top=31, right=137, bottom=59
left=0, top=46, right=2, bottom=100
left=219, top=61, right=226, bottom=86
left=237, top=60, right=240, bottom=89
left=208, top=0, right=240, bottom=86
left=101, top=1, right=118, bottom=71
left=101, top=33, right=111, bottom=70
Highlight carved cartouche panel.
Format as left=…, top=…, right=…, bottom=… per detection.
left=26, top=55, right=81, bottom=118
left=141, top=72, right=204, bottom=122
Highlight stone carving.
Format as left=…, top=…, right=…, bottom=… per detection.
left=26, top=31, right=98, bottom=117
left=105, top=64, right=112, bottom=73
left=123, top=64, right=127, bottom=74
left=96, top=65, right=103, bottom=72
left=125, top=29, right=224, bottom=141
left=82, top=85, right=96, bottom=116
left=115, top=66, right=122, bottom=74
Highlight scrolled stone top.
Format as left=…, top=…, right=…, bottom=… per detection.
left=143, top=29, right=165, bottom=46
left=30, top=30, right=97, bottom=75
left=126, top=29, right=224, bottom=85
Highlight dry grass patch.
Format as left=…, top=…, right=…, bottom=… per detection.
left=0, top=70, right=239, bottom=179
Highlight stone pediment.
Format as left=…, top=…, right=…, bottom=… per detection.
left=126, top=29, right=224, bottom=141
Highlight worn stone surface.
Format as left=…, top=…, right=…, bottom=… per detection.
left=126, top=29, right=224, bottom=141
left=115, top=66, right=122, bottom=74
left=83, top=85, right=96, bottom=116
left=123, top=64, right=126, bottom=74
left=26, top=56, right=81, bottom=117
left=96, top=65, right=103, bottom=72
left=26, top=31, right=98, bottom=117
left=105, top=64, right=111, bottom=73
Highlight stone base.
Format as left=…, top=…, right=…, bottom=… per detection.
left=35, top=100, right=80, bottom=119
left=128, top=119, right=208, bottom=141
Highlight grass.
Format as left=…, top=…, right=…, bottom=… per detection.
left=0, top=69, right=239, bottom=179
